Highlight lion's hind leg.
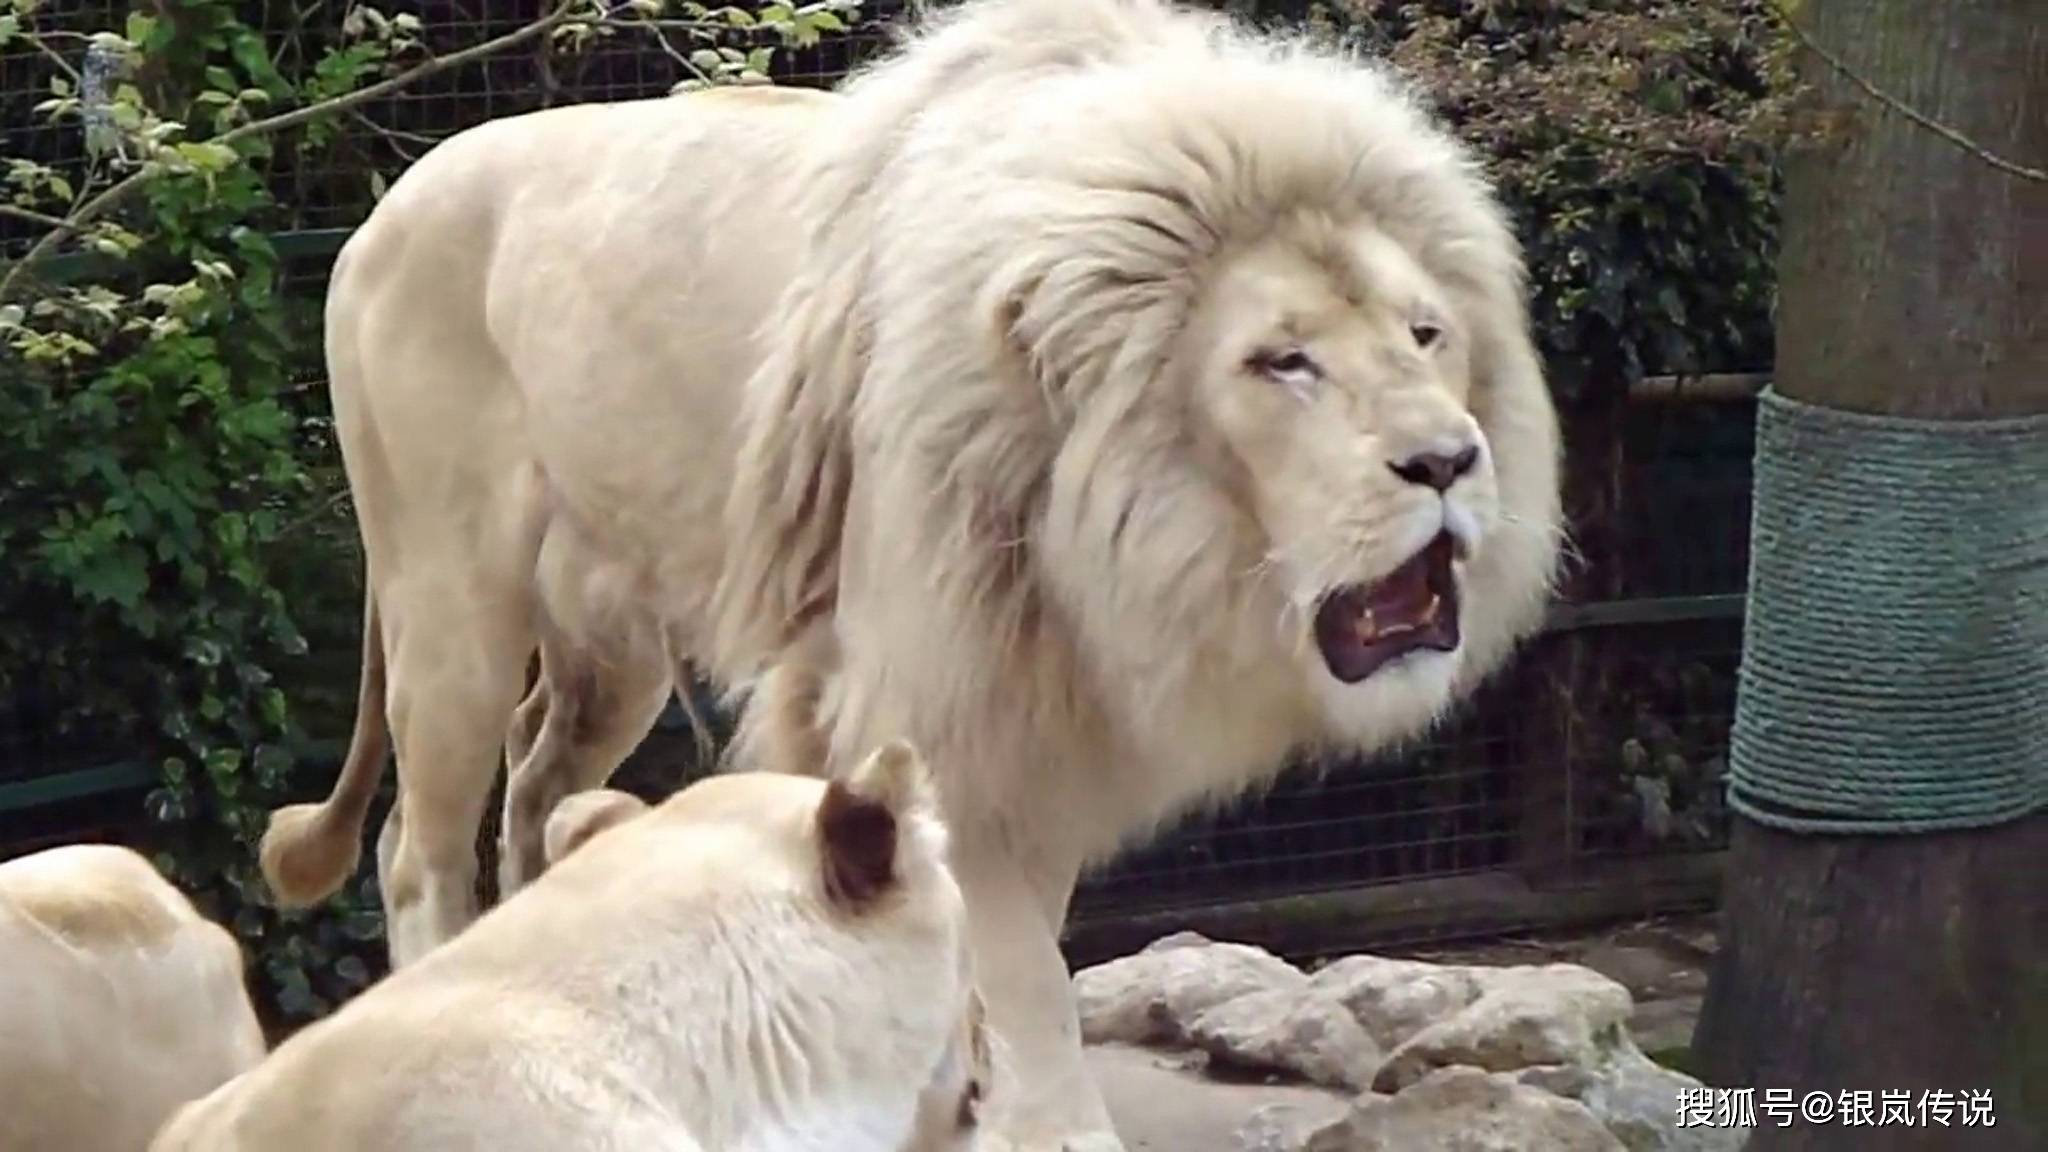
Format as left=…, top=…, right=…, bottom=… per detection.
left=376, top=570, right=538, bottom=966
left=495, top=631, right=671, bottom=896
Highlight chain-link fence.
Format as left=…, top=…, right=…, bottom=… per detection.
left=1063, top=388, right=1753, bottom=960
left=2, top=0, right=1758, bottom=960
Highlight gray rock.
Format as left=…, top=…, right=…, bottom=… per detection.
left=1515, top=1063, right=1598, bottom=1097
left=1374, top=963, right=1636, bottom=1092
left=1089, top=940, right=1738, bottom=1152
left=1187, top=987, right=1383, bottom=1091
left=1627, top=994, right=1702, bottom=1057
left=1235, top=1100, right=1354, bottom=1152
left=1575, top=943, right=1707, bottom=1002
left=1308, top=955, right=1487, bottom=1050
left=1074, top=937, right=1307, bottom=1046
left=1310, top=1066, right=1627, bottom=1152
left=1142, top=930, right=1216, bottom=954
left=1522, top=1050, right=1751, bottom=1152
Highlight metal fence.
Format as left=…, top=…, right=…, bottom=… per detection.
left=3, top=1, right=1757, bottom=959
left=1063, top=389, right=1753, bottom=962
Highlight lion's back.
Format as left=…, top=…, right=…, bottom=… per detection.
left=324, top=86, right=841, bottom=644
left=329, top=86, right=837, bottom=371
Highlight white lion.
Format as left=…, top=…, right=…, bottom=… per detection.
left=256, top=83, right=843, bottom=963
left=0, top=843, right=267, bottom=1152
left=260, top=0, right=1562, bottom=1146
left=155, top=741, right=990, bottom=1152
left=711, top=1, right=1563, bottom=1144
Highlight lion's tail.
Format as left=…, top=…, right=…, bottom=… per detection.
left=259, top=585, right=389, bottom=907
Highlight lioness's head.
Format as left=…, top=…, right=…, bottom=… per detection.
left=542, top=742, right=985, bottom=1149
left=543, top=743, right=955, bottom=909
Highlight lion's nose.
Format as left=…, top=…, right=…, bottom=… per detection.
left=1388, top=445, right=1479, bottom=492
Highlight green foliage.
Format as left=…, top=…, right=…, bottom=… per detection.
left=556, top=1, right=858, bottom=86
left=0, top=0, right=399, bottom=1028
left=1, top=0, right=859, bottom=1030
left=3, top=0, right=1774, bottom=1030
left=1306, top=0, right=1794, bottom=400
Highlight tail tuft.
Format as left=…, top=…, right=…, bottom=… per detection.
left=258, top=803, right=363, bottom=908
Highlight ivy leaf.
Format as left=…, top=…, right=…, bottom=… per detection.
left=334, top=955, right=371, bottom=987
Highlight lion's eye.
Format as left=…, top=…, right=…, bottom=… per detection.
left=1249, top=347, right=1321, bottom=385
left=1410, top=321, right=1443, bottom=349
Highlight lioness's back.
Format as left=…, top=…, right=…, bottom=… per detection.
left=0, top=845, right=265, bottom=1152
left=153, top=755, right=980, bottom=1152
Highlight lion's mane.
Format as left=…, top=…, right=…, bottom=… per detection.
left=713, top=0, right=1563, bottom=856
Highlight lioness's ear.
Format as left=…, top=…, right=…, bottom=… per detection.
left=543, top=789, right=649, bottom=867
left=817, top=740, right=937, bottom=908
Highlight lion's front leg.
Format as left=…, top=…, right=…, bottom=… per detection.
left=953, top=832, right=1126, bottom=1152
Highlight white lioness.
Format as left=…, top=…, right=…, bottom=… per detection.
left=155, top=742, right=988, bottom=1152
left=0, top=843, right=266, bottom=1152
left=262, top=0, right=1564, bottom=1145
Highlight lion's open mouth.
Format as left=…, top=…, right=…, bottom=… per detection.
left=1312, top=532, right=1461, bottom=684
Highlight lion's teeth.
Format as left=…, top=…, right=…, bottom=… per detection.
left=1355, top=597, right=1443, bottom=645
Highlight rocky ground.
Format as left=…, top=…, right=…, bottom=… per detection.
left=1076, top=914, right=1729, bottom=1152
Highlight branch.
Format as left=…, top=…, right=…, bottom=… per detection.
left=0, top=204, right=74, bottom=230
left=348, top=110, right=444, bottom=164
left=28, top=31, right=84, bottom=86
left=619, top=13, right=721, bottom=86
left=277, top=485, right=352, bottom=538
left=1780, top=10, right=2046, bottom=184
left=208, top=1, right=587, bottom=146
left=0, top=0, right=594, bottom=304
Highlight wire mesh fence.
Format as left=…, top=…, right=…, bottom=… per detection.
left=1067, top=391, right=1755, bottom=951
left=253, top=1, right=893, bottom=231
left=0, top=1, right=906, bottom=250
left=3, top=0, right=1758, bottom=956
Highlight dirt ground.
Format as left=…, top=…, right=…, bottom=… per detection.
left=1088, top=911, right=1719, bottom=1150
left=1395, top=910, right=1717, bottom=1066
left=1093, top=1043, right=1349, bottom=1150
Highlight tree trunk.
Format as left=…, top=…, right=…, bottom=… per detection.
left=1692, top=2, right=2046, bottom=1150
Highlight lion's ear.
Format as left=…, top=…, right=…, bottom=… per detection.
left=816, top=740, right=938, bottom=908
left=543, top=789, right=649, bottom=867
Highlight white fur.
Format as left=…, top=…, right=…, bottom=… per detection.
left=258, top=2, right=1560, bottom=1146
left=157, top=751, right=987, bottom=1152
left=0, top=844, right=266, bottom=1152
left=713, top=1, right=1564, bottom=1144
left=253, top=85, right=846, bottom=958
